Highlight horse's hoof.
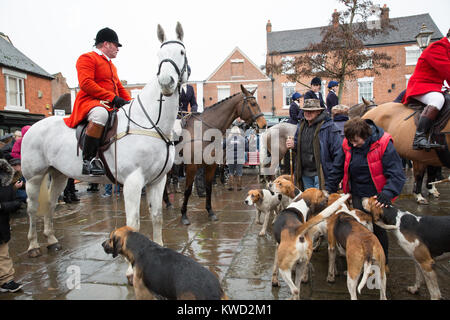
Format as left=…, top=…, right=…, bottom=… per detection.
left=181, top=216, right=191, bottom=225
left=47, top=243, right=62, bottom=252
left=28, top=248, right=42, bottom=258
left=271, top=280, right=280, bottom=287
left=127, top=274, right=134, bottom=286
left=208, top=213, right=218, bottom=221
left=327, top=276, right=335, bottom=283
left=407, top=286, right=419, bottom=295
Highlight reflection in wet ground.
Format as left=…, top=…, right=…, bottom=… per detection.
left=1, top=168, right=449, bottom=300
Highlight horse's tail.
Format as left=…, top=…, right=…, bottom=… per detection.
left=36, top=173, right=50, bottom=217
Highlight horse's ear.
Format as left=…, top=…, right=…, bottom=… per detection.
left=240, top=84, right=250, bottom=96
left=157, top=24, right=166, bottom=43
left=362, top=97, right=369, bottom=106
left=176, top=22, right=184, bottom=42
left=249, top=88, right=256, bottom=96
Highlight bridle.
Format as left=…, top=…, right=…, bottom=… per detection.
left=239, top=95, right=264, bottom=124
left=157, top=40, right=188, bottom=94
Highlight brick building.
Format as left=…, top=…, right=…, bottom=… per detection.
left=0, top=32, right=54, bottom=133
left=266, top=7, right=444, bottom=115
left=203, top=47, right=272, bottom=113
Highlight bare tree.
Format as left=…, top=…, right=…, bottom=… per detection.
left=267, top=0, right=397, bottom=102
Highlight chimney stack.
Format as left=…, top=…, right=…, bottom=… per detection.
left=332, top=9, right=340, bottom=28
left=266, top=20, right=272, bottom=33
left=380, top=4, right=389, bottom=26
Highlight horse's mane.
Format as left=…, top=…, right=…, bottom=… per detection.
left=203, top=92, right=241, bottom=113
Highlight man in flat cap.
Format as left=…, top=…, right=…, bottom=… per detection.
left=286, top=99, right=342, bottom=191
left=64, top=27, right=131, bottom=176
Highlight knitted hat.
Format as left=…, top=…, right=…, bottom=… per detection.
left=95, top=28, right=122, bottom=47
left=300, top=99, right=325, bottom=111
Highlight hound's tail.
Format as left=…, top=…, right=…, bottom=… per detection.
left=36, top=173, right=50, bottom=217
left=358, top=260, right=373, bottom=294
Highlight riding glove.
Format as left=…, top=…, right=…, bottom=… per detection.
left=112, top=96, right=129, bottom=108
left=376, top=192, right=391, bottom=207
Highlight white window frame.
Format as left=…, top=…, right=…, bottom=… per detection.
left=357, top=49, right=374, bottom=70
left=282, top=82, right=296, bottom=109
left=3, top=68, right=28, bottom=112
left=358, top=77, right=374, bottom=103
left=405, top=74, right=412, bottom=88
left=405, top=45, right=421, bottom=66
left=217, top=85, right=230, bottom=102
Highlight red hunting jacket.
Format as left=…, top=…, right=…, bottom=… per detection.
left=64, top=51, right=131, bottom=128
left=403, top=37, right=450, bottom=105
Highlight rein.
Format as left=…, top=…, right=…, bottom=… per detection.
left=239, top=95, right=264, bottom=123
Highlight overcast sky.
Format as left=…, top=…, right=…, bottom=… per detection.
left=1, top=0, right=448, bottom=88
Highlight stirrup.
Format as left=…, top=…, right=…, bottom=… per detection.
left=88, top=158, right=105, bottom=176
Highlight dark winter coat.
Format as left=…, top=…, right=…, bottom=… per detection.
left=325, top=119, right=406, bottom=201
left=287, top=101, right=301, bottom=124
left=293, top=112, right=343, bottom=190
left=332, top=114, right=349, bottom=137
left=326, top=90, right=339, bottom=112
left=180, top=85, right=198, bottom=113
left=0, top=159, right=22, bottom=243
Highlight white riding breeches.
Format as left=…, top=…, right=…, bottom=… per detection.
left=87, top=106, right=109, bottom=126
left=412, top=92, right=445, bottom=110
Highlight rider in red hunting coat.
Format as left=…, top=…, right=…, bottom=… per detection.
left=64, top=28, right=131, bottom=176
left=402, top=30, right=450, bottom=150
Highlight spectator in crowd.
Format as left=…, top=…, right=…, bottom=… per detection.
left=10, top=126, right=31, bottom=160
left=331, top=104, right=350, bottom=137
left=288, top=92, right=303, bottom=124
left=0, top=134, right=15, bottom=161
left=326, top=80, right=339, bottom=112
left=286, top=99, right=342, bottom=190
left=225, top=126, right=248, bottom=191
left=0, top=159, right=23, bottom=293
left=304, top=77, right=327, bottom=111
left=325, top=117, right=406, bottom=267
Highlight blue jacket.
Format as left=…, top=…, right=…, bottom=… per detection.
left=293, top=113, right=343, bottom=189
left=180, top=85, right=198, bottom=112
left=325, top=119, right=406, bottom=200
left=287, top=101, right=301, bottom=124
left=326, top=90, right=339, bottom=112
left=332, top=114, right=348, bottom=137
left=304, top=90, right=326, bottom=110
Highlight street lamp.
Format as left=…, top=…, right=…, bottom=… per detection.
left=415, top=23, right=433, bottom=51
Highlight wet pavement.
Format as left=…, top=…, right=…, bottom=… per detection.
left=1, top=168, right=449, bottom=300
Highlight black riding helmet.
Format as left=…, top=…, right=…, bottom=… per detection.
left=94, top=27, right=122, bottom=47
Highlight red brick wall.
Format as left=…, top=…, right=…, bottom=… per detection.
left=25, top=74, right=53, bottom=116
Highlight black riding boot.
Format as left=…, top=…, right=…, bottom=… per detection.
left=412, top=105, right=444, bottom=150
left=82, top=122, right=105, bottom=176
left=67, top=178, right=80, bottom=202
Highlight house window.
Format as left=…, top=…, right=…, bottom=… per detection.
left=217, top=85, right=230, bottom=102
left=281, top=56, right=295, bottom=75
left=282, top=83, right=296, bottom=109
left=405, top=45, right=421, bottom=66
left=358, top=77, right=374, bottom=103
left=357, top=49, right=374, bottom=70
left=3, top=68, right=27, bottom=111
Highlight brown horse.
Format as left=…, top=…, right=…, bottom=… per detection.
left=179, top=85, right=267, bottom=225
left=362, top=102, right=450, bottom=204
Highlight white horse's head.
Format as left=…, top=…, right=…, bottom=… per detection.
left=156, top=22, right=188, bottom=96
